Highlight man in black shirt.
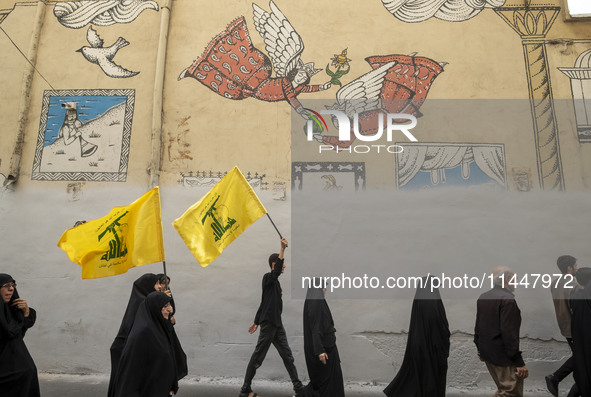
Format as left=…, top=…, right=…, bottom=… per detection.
left=474, top=266, right=529, bottom=397
left=239, top=238, right=304, bottom=397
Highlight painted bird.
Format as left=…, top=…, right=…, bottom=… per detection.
left=77, top=26, right=139, bottom=78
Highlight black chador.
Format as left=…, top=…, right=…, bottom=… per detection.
left=384, top=276, right=450, bottom=397
left=113, top=291, right=187, bottom=397
left=0, top=273, right=40, bottom=397
left=108, top=273, right=167, bottom=397
left=302, top=283, right=345, bottom=397
left=571, top=270, right=591, bottom=397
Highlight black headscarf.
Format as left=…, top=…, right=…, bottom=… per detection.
left=383, top=276, right=450, bottom=397
left=0, top=273, right=40, bottom=397
left=108, top=273, right=168, bottom=397
left=302, top=281, right=344, bottom=397
left=113, top=291, right=187, bottom=396
left=571, top=269, right=591, bottom=396
left=119, top=274, right=172, bottom=336
left=0, top=273, right=23, bottom=337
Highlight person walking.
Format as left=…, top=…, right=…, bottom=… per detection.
left=474, top=266, right=529, bottom=397
left=302, top=279, right=345, bottom=397
left=546, top=255, right=580, bottom=397
left=112, top=291, right=187, bottom=396
left=384, top=275, right=450, bottom=397
left=108, top=273, right=172, bottom=397
left=239, top=238, right=304, bottom=397
left=570, top=267, right=591, bottom=397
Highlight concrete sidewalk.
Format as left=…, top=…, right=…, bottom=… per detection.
left=39, top=373, right=556, bottom=397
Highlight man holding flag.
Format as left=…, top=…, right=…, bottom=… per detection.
left=171, top=166, right=301, bottom=396
left=171, top=166, right=300, bottom=396
left=239, top=237, right=304, bottom=397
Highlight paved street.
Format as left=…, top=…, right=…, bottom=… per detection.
left=39, top=373, right=555, bottom=397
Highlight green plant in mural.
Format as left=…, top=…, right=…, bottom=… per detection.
left=326, top=49, right=351, bottom=86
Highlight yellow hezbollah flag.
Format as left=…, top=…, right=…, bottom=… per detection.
left=173, top=166, right=267, bottom=267
left=58, top=187, right=165, bottom=279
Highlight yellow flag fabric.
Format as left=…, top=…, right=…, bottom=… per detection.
left=58, top=187, right=165, bottom=279
left=173, top=166, right=267, bottom=267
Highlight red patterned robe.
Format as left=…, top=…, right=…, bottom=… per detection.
left=321, top=54, right=444, bottom=148
left=181, top=17, right=321, bottom=113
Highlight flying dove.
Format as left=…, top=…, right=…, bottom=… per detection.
left=77, top=26, right=139, bottom=78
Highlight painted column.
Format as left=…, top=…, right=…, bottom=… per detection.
left=496, top=5, right=564, bottom=191
left=149, top=0, right=172, bottom=189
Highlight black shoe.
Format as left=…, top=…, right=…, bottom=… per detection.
left=545, top=374, right=559, bottom=397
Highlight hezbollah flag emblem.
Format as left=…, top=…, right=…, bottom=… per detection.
left=173, top=166, right=267, bottom=267
left=58, top=187, right=165, bottom=279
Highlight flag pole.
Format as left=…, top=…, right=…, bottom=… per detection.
left=162, top=261, right=169, bottom=290
left=266, top=213, right=283, bottom=239
left=155, top=186, right=169, bottom=290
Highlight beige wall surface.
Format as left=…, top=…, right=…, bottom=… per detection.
left=1, top=0, right=591, bottom=391
left=0, top=2, right=36, bottom=181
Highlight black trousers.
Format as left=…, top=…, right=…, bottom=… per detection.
left=554, top=338, right=580, bottom=397
left=241, top=322, right=303, bottom=394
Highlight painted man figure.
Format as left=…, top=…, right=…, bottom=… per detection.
left=239, top=238, right=304, bottom=397
left=474, top=266, right=529, bottom=397
left=546, top=255, right=580, bottom=397
left=59, top=102, right=97, bottom=157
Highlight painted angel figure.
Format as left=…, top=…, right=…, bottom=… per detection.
left=178, top=1, right=331, bottom=118
left=317, top=54, right=446, bottom=148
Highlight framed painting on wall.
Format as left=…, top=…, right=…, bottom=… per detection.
left=32, top=89, right=135, bottom=182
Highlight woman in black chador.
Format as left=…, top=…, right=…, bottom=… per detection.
left=302, top=281, right=345, bottom=397
left=0, top=273, right=40, bottom=397
left=108, top=273, right=171, bottom=397
left=113, top=291, right=187, bottom=396
left=384, top=276, right=450, bottom=397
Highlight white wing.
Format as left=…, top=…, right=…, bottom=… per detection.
left=96, top=57, right=139, bottom=78
left=86, top=26, right=104, bottom=48
left=333, top=61, right=397, bottom=118
left=252, top=0, right=303, bottom=77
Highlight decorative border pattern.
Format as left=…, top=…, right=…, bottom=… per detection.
left=291, top=162, right=366, bottom=191
left=178, top=170, right=268, bottom=190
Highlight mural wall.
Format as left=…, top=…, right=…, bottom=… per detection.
left=1, top=0, right=591, bottom=392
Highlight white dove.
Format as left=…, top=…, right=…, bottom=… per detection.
left=77, top=26, right=139, bottom=78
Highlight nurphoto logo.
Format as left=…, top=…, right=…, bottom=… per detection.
left=304, top=109, right=419, bottom=154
